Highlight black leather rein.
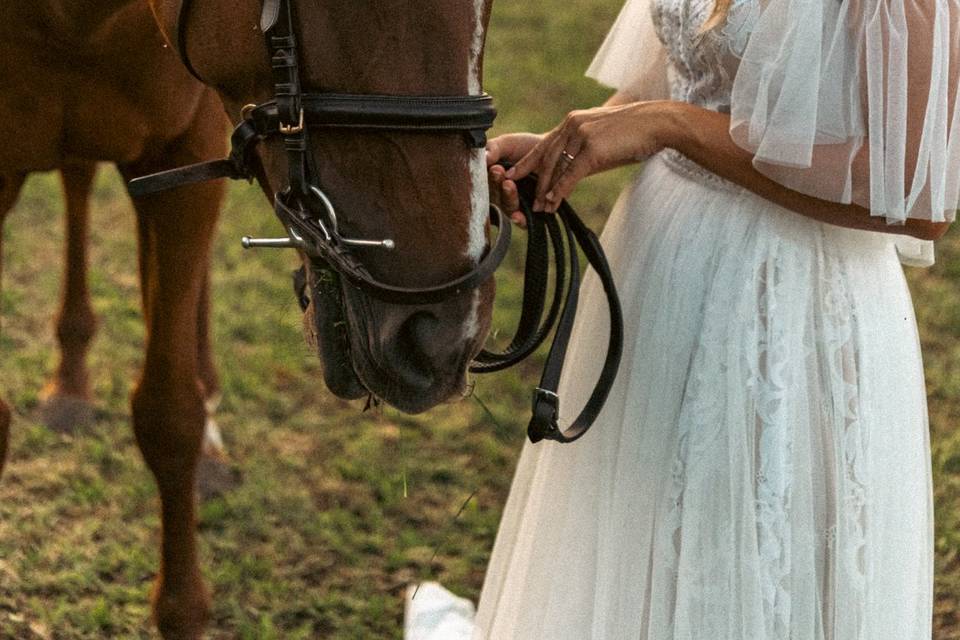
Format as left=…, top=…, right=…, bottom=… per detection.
left=472, top=170, right=624, bottom=443
left=129, top=0, right=624, bottom=444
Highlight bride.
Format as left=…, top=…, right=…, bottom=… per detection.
left=407, top=0, right=958, bottom=638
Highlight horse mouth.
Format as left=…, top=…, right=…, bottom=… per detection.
left=296, top=263, right=474, bottom=413
left=296, top=264, right=369, bottom=402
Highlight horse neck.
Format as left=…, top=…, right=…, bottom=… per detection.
left=36, top=0, right=142, bottom=42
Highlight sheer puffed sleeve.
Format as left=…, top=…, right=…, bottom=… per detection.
left=586, top=0, right=670, bottom=100
left=730, top=0, right=960, bottom=226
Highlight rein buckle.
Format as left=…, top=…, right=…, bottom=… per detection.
left=279, top=108, right=305, bottom=135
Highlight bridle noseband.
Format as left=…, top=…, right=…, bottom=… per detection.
left=130, top=0, right=623, bottom=444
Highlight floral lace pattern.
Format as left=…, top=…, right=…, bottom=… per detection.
left=650, top=0, right=754, bottom=181
left=654, top=214, right=872, bottom=637
left=650, top=0, right=748, bottom=111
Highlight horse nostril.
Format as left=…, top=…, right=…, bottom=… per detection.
left=388, top=311, right=446, bottom=388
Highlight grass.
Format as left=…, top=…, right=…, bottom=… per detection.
left=0, top=0, right=958, bottom=638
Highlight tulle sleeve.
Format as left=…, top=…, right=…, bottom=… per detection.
left=730, top=0, right=960, bottom=225
left=585, top=0, right=671, bottom=100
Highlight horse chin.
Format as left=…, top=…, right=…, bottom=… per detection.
left=350, top=352, right=469, bottom=415
left=301, top=268, right=368, bottom=401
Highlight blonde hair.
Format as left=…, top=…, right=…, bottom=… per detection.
left=702, top=0, right=732, bottom=33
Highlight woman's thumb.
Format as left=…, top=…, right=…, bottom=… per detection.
left=485, top=139, right=502, bottom=166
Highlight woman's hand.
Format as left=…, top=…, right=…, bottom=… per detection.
left=486, top=133, right=543, bottom=226
left=506, top=101, right=677, bottom=212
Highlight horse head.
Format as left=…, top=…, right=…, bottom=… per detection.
left=150, top=0, right=498, bottom=413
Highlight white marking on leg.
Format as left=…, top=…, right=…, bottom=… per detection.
left=204, top=392, right=222, bottom=415
left=202, top=411, right=226, bottom=460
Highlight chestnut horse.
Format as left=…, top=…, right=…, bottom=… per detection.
left=1, top=0, right=495, bottom=637
left=35, top=162, right=229, bottom=487
left=0, top=0, right=225, bottom=636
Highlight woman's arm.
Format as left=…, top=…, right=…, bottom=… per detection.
left=603, top=91, right=638, bottom=108
left=662, top=102, right=951, bottom=241
left=507, top=99, right=950, bottom=241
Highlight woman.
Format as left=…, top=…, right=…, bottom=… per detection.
left=467, top=0, right=958, bottom=638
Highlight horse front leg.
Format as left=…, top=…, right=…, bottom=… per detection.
left=40, top=161, right=99, bottom=432
left=195, top=264, right=241, bottom=499
left=0, top=172, right=26, bottom=477
left=129, top=182, right=221, bottom=638
left=121, top=110, right=225, bottom=638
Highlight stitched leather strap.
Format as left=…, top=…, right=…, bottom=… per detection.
left=471, top=170, right=624, bottom=444
left=127, top=94, right=496, bottom=197
left=526, top=199, right=622, bottom=443
left=247, top=94, right=496, bottom=147
left=470, top=211, right=565, bottom=373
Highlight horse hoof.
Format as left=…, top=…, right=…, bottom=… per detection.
left=38, top=391, right=96, bottom=434
left=152, top=577, right=211, bottom=640
left=195, top=453, right=241, bottom=501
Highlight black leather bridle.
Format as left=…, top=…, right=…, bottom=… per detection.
left=128, top=0, right=623, bottom=444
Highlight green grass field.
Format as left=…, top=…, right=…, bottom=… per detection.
left=0, top=1, right=958, bottom=638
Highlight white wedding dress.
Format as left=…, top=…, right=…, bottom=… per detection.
left=407, top=0, right=960, bottom=638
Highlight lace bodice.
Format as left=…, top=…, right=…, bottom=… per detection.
left=650, top=0, right=755, bottom=113
left=587, top=0, right=942, bottom=266
left=649, top=0, right=760, bottom=189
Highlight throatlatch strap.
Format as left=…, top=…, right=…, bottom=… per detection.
left=174, top=0, right=205, bottom=83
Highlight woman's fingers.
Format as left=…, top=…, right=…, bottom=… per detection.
left=533, top=131, right=575, bottom=209
left=544, top=155, right=592, bottom=212
left=546, top=136, right=584, bottom=198
left=487, top=164, right=504, bottom=208
left=488, top=166, right=523, bottom=225
left=489, top=163, right=505, bottom=189
left=486, top=132, right=546, bottom=168
left=486, top=137, right=509, bottom=167
left=502, top=177, right=521, bottom=216
left=505, top=139, right=548, bottom=184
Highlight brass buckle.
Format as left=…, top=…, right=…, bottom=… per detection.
left=279, top=108, right=305, bottom=135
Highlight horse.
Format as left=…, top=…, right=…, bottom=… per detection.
left=1, top=0, right=496, bottom=637
left=33, top=162, right=232, bottom=495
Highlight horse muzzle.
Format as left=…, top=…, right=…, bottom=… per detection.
left=297, top=261, right=490, bottom=413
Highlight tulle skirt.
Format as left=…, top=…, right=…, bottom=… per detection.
left=470, top=152, right=934, bottom=640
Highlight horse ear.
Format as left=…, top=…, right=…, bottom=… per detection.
left=260, top=0, right=281, bottom=33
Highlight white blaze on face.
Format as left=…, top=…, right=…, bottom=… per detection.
left=461, top=288, right=483, bottom=346
left=463, top=0, right=489, bottom=344
left=466, top=0, right=489, bottom=264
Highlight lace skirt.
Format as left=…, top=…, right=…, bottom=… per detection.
left=469, top=152, right=934, bottom=640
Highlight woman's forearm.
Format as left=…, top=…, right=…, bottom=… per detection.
left=657, top=101, right=950, bottom=241
left=604, top=91, right=638, bottom=108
